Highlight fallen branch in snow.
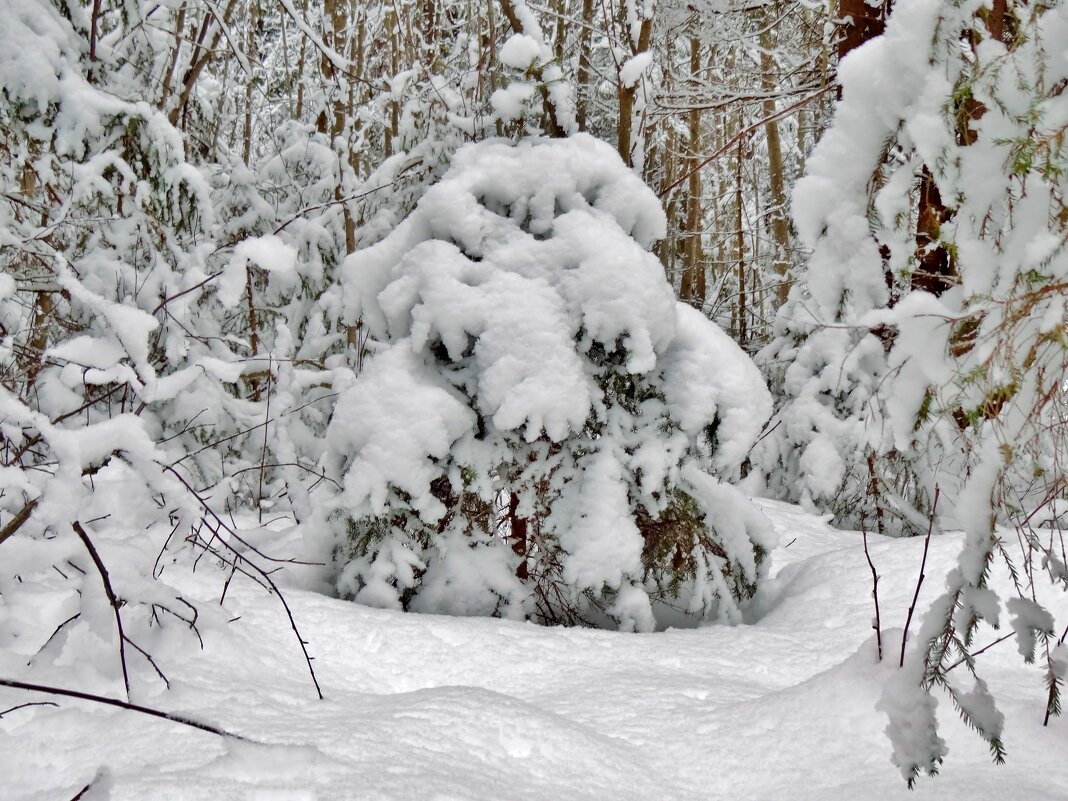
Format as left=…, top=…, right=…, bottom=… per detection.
left=0, top=678, right=247, bottom=740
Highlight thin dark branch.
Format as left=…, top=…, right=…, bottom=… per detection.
left=124, top=637, right=170, bottom=689
left=185, top=531, right=272, bottom=592
left=29, top=613, right=81, bottom=664
left=198, top=517, right=324, bottom=700
left=151, top=271, right=221, bottom=315
left=0, top=498, right=39, bottom=548
left=152, top=520, right=182, bottom=580
left=901, top=486, right=940, bottom=668
left=862, top=520, right=883, bottom=661
left=0, top=700, right=59, bottom=718
left=945, top=632, right=1015, bottom=673
left=0, top=677, right=247, bottom=739
left=258, top=357, right=272, bottom=524
left=230, top=462, right=342, bottom=490
left=72, top=521, right=131, bottom=700
left=164, top=470, right=323, bottom=699
left=166, top=467, right=319, bottom=565
left=660, top=84, right=836, bottom=197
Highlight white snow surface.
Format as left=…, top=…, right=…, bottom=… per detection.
left=3, top=501, right=1066, bottom=800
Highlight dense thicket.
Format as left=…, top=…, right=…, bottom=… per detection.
left=0, top=0, right=833, bottom=635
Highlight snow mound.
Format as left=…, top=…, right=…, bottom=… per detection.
left=2, top=503, right=1066, bottom=800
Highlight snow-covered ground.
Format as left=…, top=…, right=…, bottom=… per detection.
left=2, top=501, right=1066, bottom=801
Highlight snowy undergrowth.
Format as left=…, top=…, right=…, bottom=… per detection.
left=2, top=501, right=1065, bottom=801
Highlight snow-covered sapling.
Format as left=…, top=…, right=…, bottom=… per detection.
left=326, top=134, right=775, bottom=631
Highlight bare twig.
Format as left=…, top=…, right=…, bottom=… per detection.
left=901, top=486, right=940, bottom=668
left=0, top=498, right=39, bottom=548
left=0, top=677, right=247, bottom=739
left=945, top=632, right=1015, bottom=673
left=862, top=518, right=883, bottom=661
left=185, top=529, right=271, bottom=592
left=230, top=462, right=341, bottom=490
left=72, top=521, right=131, bottom=700
left=258, top=355, right=272, bottom=524
left=165, top=467, right=320, bottom=565
left=660, top=85, right=837, bottom=197
left=124, top=637, right=170, bottom=690
left=198, top=517, right=324, bottom=700
left=152, top=520, right=182, bottom=580
left=0, top=700, right=59, bottom=718
left=29, top=613, right=81, bottom=664
left=163, top=469, right=323, bottom=699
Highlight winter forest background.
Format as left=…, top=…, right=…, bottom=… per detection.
left=2, top=0, right=1068, bottom=797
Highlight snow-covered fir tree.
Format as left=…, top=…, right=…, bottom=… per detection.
left=325, top=134, right=775, bottom=631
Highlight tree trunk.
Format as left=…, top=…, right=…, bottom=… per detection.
left=761, top=10, right=791, bottom=307
left=616, top=15, right=652, bottom=166
left=575, top=0, right=595, bottom=131
left=837, top=0, right=889, bottom=66
left=735, top=128, right=747, bottom=347
left=242, top=0, right=259, bottom=166
left=680, top=37, right=705, bottom=308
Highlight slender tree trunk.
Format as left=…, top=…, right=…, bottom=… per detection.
left=658, top=120, right=678, bottom=276
left=616, top=15, right=652, bottom=166
left=680, top=37, right=705, bottom=308
left=242, top=0, right=259, bottom=166
left=385, top=9, right=400, bottom=155
left=735, top=128, right=746, bottom=347
left=551, top=0, right=565, bottom=61
left=575, top=0, right=595, bottom=131
left=169, top=0, right=238, bottom=127
left=761, top=9, right=791, bottom=307
left=159, top=2, right=188, bottom=105
left=837, top=0, right=889, bottom=67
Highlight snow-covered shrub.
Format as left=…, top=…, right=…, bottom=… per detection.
left=0, top=0, right=353, bottom=523
left=190, top=119, right=361, bottom=520
left=0, top=0, right=225, bottom=697
left=326, top=134, right=775, bottom=631
left=0, top=0, right=330, bottom=698
left=0, top=0, right=214, bottom=522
